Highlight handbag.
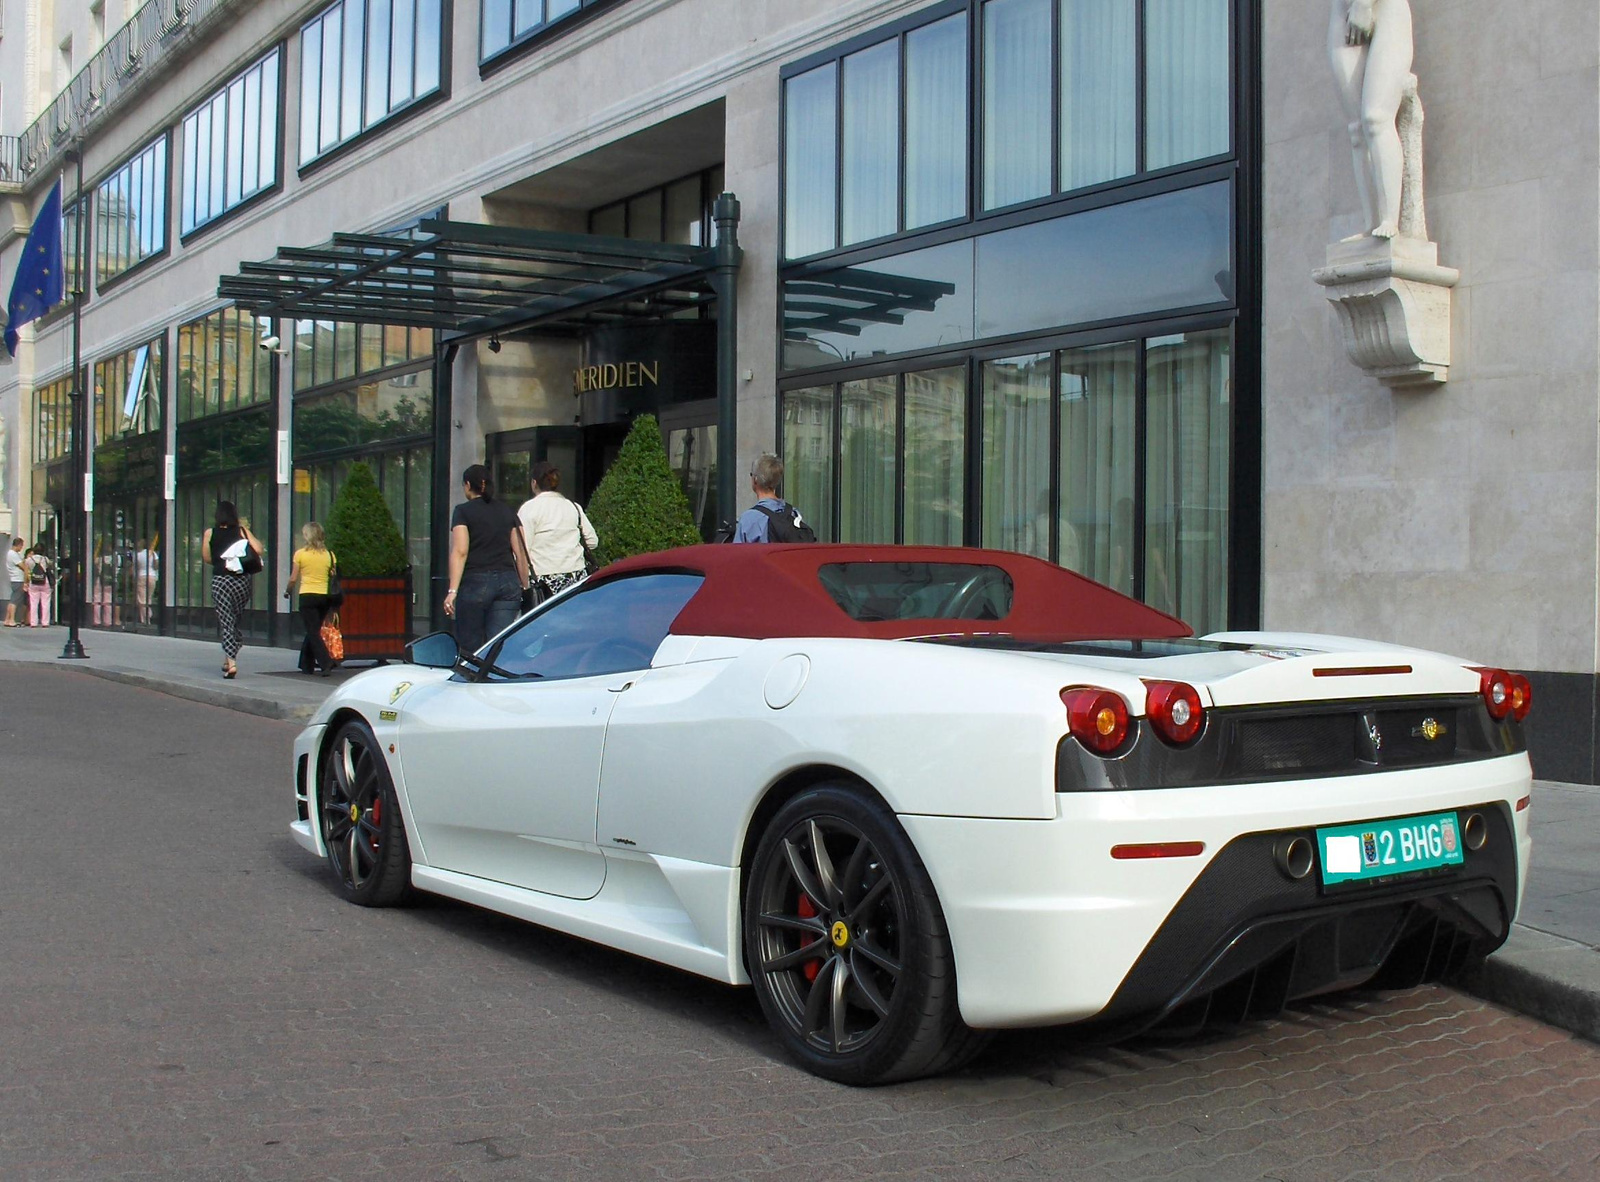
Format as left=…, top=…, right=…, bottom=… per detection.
left=326, top=552, right=344, bottom=608
left=321, top=614, right=345, bottom=662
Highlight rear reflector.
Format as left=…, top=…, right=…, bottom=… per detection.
left=1515, top=795, right=1531, bottom=812
left=1311, top=665, right=1413, bottom=677
left=1111, top=841, right=1206, bottom=860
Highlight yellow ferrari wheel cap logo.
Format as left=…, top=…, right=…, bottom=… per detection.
left=349, top=804, right=360, bottom=823
left=830, top=921, right=850, bottom=949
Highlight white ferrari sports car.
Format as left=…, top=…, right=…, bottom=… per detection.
left=290, top=544, right=1533, bottom=1084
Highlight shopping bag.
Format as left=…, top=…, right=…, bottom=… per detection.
left=321, top=615, right=345, bottom=662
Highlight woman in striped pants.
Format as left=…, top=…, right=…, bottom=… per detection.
left=200, top=502, right=264, bottom=679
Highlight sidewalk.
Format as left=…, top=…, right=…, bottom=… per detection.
left=2, top=623, right=1596, bottom=1045
left=0, top=622, right=363, bottom=721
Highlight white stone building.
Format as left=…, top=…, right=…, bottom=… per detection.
left=0, top=0, right=1592, bottom=777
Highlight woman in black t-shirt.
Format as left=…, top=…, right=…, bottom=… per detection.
left=446, top=464, right=530, bottom=655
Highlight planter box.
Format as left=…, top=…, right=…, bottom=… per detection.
left=337, top=572, right=412, bottom=661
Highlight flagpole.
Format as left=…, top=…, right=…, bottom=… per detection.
left=60, top=147, right=87, bottom=660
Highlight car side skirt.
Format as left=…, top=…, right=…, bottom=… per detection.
left=412, top=851, right=748, bottom=986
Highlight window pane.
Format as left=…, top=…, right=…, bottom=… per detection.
left=975, top=180, right=1232, bottom=338
left=359, top=322, right=383, bottom=372
left=207, top=103, right=226, bottom=217
left=493, top=575, right=705, bottom=678
left=626, top=190, right=663, bottom=241
left=840, top=40, right=899, bottom=246
left=1061, top=0, right=1135, bottom=190
left=300, top=23, right=322, bottom=164
left=319, top=9, right=343, bottom=153
left=294, top=319, right=315, bottom=391
left=514, top=0, right=541, bottom=37
left=182, top=115, right=198, bottom=231
left=391, top=0, right=416, bottom=108
left=783, top=238, right=975, bottom=372
left=383, top=323, right=409, bottom=368
left=225, top=80, right=246, bottom=207
left=1145, top=0, right=1231, bottom=169
left=903, top=366, right=965, bottom=546
left=784, top=63, right=838, bottom=258
left=548, top=0, right=579, bottom=18
left=195, top=106, right=213, bottom=225
left=366, top=0, right=393, bottom=124
left=664, top=176, right=702, bottom=245
left=981, top=354, right=1051, bottom=558
left=482, top=0, right=512, bottom=57
left=983, top=0, right=1053, bottom=209
left=838, top=375, right=896, bottom=543
left=241, top=68, right=261, bottom=195
left=415, top=0, right=442, bottom=95
left=314, top=320, right=335, bottom=386
left=258, top=56, right=280, bottom=189
left=1058, top=341, right=1136, bottom=590
left=1144, top=328, right=1230, bottom=631
left=905, top=14, right=967, bottom=230
left=342, top=0, right=366, bottom=141
left=782, top=386, right=835, bottom=542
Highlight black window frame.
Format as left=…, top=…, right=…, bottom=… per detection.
left=778, top=0, right=1238, bottom=265
left=179, top=45, right=286, bottom=242
left=94, top=131, right=172, bottom=292
left=478, top=0, right=628, bottom=74
left=775, top=0, right=1262, bottom=630
left=297, top=0, right=454, bottom=174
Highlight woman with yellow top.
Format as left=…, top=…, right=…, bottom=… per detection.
left=286, top=521, right=338, bottom=676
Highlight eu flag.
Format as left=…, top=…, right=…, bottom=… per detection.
left=3, top=181, right=66, bottom=359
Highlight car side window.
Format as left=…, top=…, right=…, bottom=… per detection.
left=489, top=573, right=705, bottom=681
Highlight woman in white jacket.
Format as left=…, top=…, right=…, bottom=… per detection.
left=517, top=462, right=599, bottom=600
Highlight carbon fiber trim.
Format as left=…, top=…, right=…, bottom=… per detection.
left=1073, top=803, right=1517, bottom=1040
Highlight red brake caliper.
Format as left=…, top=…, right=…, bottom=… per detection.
left=797, top=893, right=823, bottom=982
left=369, top=796, right=382, bottom=849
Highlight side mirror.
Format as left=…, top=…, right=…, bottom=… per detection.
left=406, top=631, right=459, bottom=668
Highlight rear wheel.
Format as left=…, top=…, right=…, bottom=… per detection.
left=319, top=719, right=413, bottom=907
left=744, top=786, right=988, bottom=1084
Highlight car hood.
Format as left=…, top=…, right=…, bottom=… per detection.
left=307, top=663, right=456, bottom=727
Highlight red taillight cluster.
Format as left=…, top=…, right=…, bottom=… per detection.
left=1061, top=688, right=1129, bottom=754
left=1144, top=680, right=1206, bottom=745
left=1063, top=680, right=1208, bottom=755
left=1472, top=667, right=1533, bottom=722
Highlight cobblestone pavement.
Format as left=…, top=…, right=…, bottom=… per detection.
left=2, top=666, right=1597, bottom=1182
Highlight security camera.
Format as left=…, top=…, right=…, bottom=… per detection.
left=259, top=335, right=288, bottom=355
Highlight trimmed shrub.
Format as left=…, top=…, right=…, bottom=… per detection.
left=586, top=414, right=702, bottom=562
left=324, top=461, right=409, bottom=576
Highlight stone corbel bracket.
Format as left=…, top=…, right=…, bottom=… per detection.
left=1312, top=238, right=1460, bottom=389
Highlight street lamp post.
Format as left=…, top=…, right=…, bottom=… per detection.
left=60, top=146, right=88, bottom=660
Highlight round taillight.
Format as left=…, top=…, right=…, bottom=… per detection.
left=1061, top=687, right=1130, bottom=755
left=1474, top=667, right=1514, bottom=721
left=1509, top=673, right=1532, bottom=721
left=1144, top=680, right=1206, bottom=745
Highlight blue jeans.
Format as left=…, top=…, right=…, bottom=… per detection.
left=454, top=569, right=522, bottom=656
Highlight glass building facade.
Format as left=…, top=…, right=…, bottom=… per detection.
left=91, top=338, right=167, bottom=631
left=181, top=48, right=282, bottom=237
left=779, top=0, right=1255, bottom=634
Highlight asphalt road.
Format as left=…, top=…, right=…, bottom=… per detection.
left=1, top=665, right=1597, bottom=1182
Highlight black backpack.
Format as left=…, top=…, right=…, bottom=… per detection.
left=755, top=502, right=818, bottom=544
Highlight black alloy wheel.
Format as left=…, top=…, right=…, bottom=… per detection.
left=745, top=786, right=989, bottom=1085
left=319, top=719, right=413, bottom=907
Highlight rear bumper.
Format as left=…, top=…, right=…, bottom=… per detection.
left=900, top=753, right=1531, bottom=1029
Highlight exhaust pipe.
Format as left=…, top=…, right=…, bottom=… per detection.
left=1463, top=812, right=1487, bottom=851
left=1274, top=835, right=1314, bottom=881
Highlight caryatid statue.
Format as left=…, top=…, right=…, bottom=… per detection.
left=1328, top=0, right=1426, bottom=240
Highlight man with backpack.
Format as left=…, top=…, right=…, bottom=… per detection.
left=732, top=454, right=816, bottom=544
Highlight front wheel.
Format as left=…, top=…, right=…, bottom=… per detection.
left=744, top=786, right=989, bottom=1084
left=319, top=719, right=413, bottom=907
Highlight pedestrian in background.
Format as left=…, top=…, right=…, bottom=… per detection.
left=445, top=464, right=530, bottom=655
left=517, top=461, right=599, bottom=601
left=3, top=537, right=25, bottom=627
left=23, top=546, right=54, bottom=627
left=733, top=454, right=817, bottom=543
left=201, top=501, right=264, bottom=679
left=286, top=521, right=338, bottom=677
left=132, top=538, right=159, bottom=626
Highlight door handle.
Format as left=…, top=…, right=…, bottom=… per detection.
left=608, top=680, right=635, bottom=693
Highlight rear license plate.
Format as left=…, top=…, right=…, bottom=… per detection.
left=1316, top=811, right=1464, bottom=887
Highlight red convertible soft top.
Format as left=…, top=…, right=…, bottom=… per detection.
left=593, top=544, right=1192, bottom=642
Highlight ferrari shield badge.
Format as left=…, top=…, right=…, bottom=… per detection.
left=388, top=681, right=413, bottom=705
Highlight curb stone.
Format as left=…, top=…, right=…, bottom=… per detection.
left=1453, top=924, right=1600, bottom=1045
left=0, top=659, right=319, bottom=722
